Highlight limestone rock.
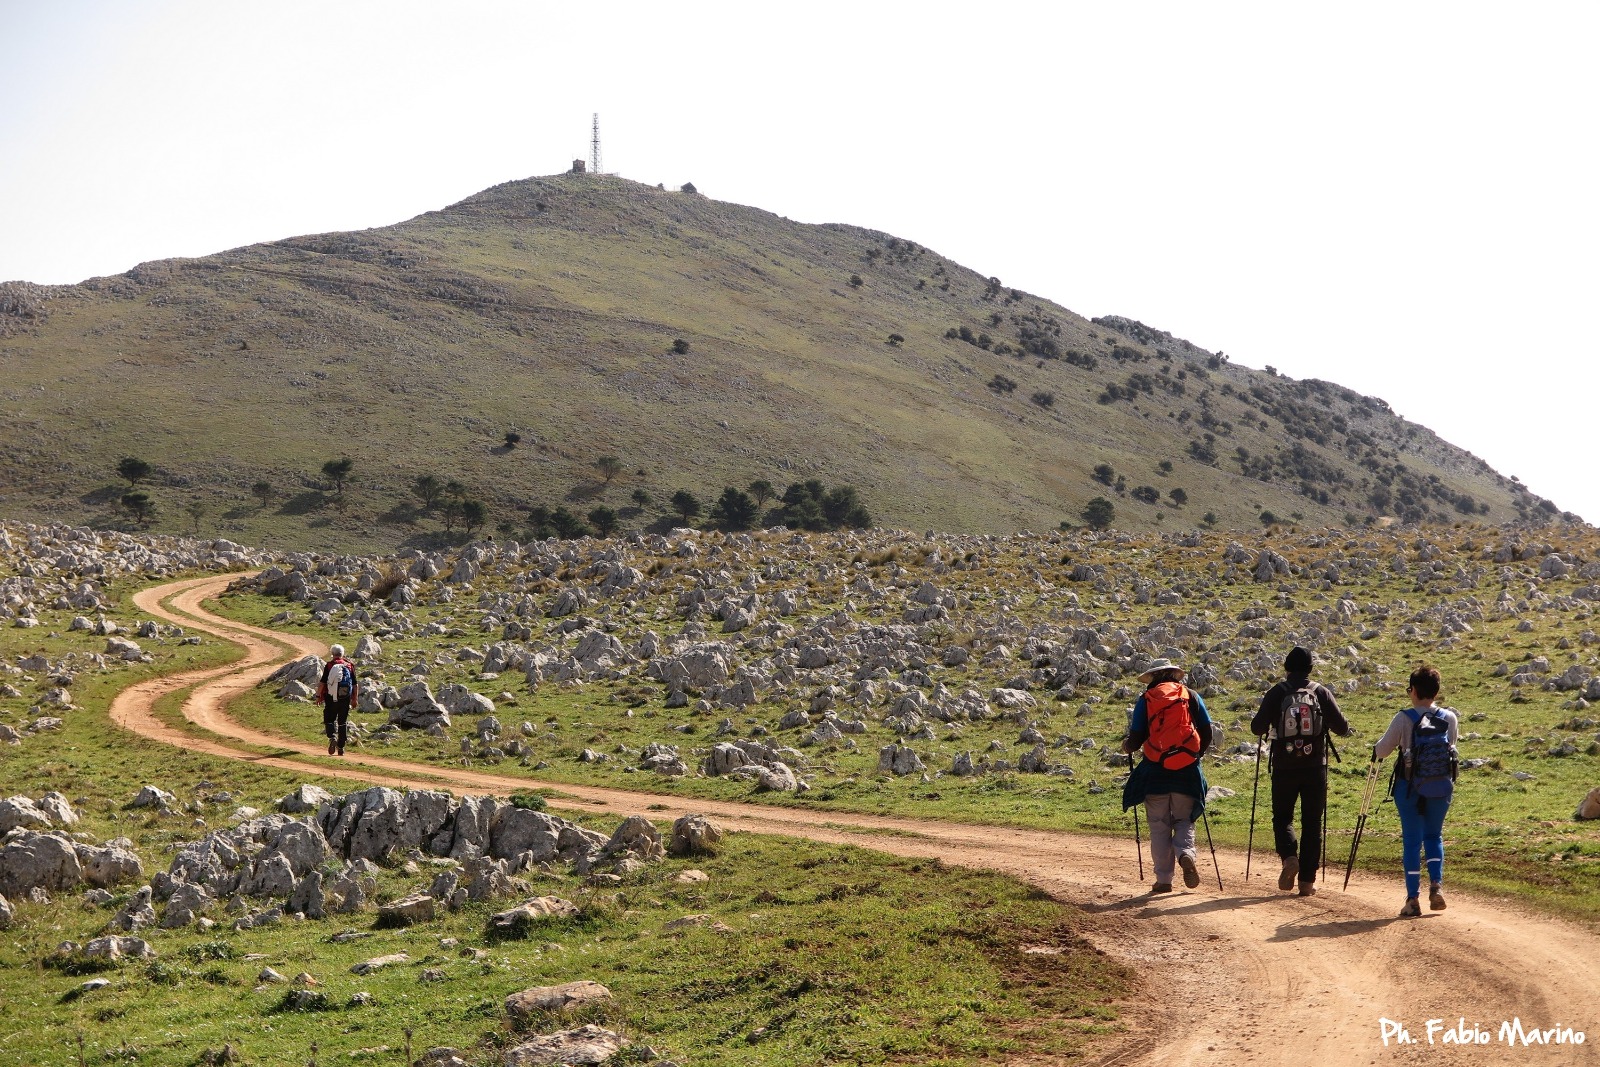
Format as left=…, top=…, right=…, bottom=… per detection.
left=667, top=814, right=722, bottom=857
left=0, top=831, right=83, bottom=897
left=502, top=1025, right=623, bottom=1067
left=505, top=980, right=613, bottom=1021
left=378, top=892, right=436, bottom=927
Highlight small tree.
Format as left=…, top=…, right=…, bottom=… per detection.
left=1158, top=460, right=1173, bottom=474
left=184, top=500, right=207, bottom=535
left=747, top=479, right=775, bottom=508
left=709, top=487, right=758, bottom=531
left=441, top=497, right=462, bottom=532
left=1169, top=487, right=1188, bottom=506
left=1081, top=496, right=1115, bottom=531
left=117, top=457, right=152, bottom=486
left=1259, top=510, right=1279, bottom=527
left=1131, top=485, right=1160, bottom=505
left=321, top=457, right=354, bottom=495
left=250, top=481, right=272, bottom=508
left=503, top=432, right=521, bottom=449
left=594, top=455, right=624, bottom=485
left=412, top=474, right=443, bottom=511
left=550, top=506, right=589, bottom=539
left=1202, top=511, right=1218, bottom=526
left=848, top=274, right=863, bottom=288
left=670, top=489, right=701, bottom=525
left=887, top=333, right=904, bottom=346
left=1091, top=463, right=1115, bottom=487
left=671, top=339, right=690, bottom=355
left=588, top=506, right=619, bottom=537
left=121, top=491, right=155, bottom=527
left=461, top=500, right=487, bottom=534
left=630, top=488, right=652, bottom=509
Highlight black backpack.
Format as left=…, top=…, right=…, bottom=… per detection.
left=1274, top=681, right=1324, bottom=766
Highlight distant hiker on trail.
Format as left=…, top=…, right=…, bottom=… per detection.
left=1252, top=646, right=1351, bottom=897
left=1373, top=663, right=1459, bottom=917
left=1121, top=659, right=1213, bottom=893
left=317, top=644, right=357, bottom=757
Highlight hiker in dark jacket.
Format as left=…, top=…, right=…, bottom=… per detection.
left=1252, top=646, right=1351, bottom=896
left=1373, top=663, right=1459, bottom=917
left=317, top=644, right=358, bottom=756
left=1121, top=659, right=1213, bottom=893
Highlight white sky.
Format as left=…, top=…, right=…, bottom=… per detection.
left=3, top=1, right=1596, bottom=522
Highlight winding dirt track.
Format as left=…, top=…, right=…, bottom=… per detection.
left=116, top=575, right=1600, bottom=1066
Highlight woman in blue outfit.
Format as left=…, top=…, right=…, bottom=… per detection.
left=1372, top=663, right=1459, bottom=917
left=1120, top=659, right=1213, bottom=893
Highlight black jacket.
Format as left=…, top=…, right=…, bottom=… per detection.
left=1252, top=674, right=1350, bottom=768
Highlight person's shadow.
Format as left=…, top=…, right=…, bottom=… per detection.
left=1268, top=915, right=1401, bottom=941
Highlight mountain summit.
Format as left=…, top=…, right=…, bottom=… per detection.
left=0, top=173, right=1561, bottom=550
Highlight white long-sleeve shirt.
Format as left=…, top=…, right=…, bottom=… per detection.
left=1373, top=704, right=1459, bottom=761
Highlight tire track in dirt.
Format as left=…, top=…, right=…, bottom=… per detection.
left=113, top=575, right=1600, bottom=1067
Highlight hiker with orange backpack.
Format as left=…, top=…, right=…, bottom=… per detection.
left=1252, top=646, right=1351, bottom=897
left=1120, top=659, right=1213, bottom=893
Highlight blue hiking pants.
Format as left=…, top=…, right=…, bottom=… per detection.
left=1393, top=778, right=1450, bottom=898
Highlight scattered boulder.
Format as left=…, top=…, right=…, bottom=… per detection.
left=378, top=893, right=436, bottom=928
left=503, top=1025, right=623, bottom=1067
left=667, top=814, right=722, bottom=857
left=505, top=980, right=613, bottom=1022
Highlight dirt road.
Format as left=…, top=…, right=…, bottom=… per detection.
left=117, top=575, right=1600, bottom=1066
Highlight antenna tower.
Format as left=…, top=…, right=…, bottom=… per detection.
left=590, top=113, right=603, bottom=176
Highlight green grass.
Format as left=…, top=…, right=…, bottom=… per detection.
left=0, top=172, right=1547, bottom=556
left=0, top=570, right=1132, bottom=1067
left=0, top=827, right=1127, bottom=1067
left=201, top=521, right=1600, bottom=922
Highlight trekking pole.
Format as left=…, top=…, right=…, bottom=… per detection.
left=1245, top=733, right=1264, bottom=879
left=1201, top=808, right=1224, bottom=891
left=1132, top=748, right=1145, bottom=883
left=1321, top=736, right=1339, bottom=882
left=1343, top=756, right=1380, bottom=891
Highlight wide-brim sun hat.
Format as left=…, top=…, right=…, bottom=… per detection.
left=1137, top=659, right=1185, bottom=684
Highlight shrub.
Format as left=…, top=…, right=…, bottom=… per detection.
left=1201, top=511, right=1217, bottom=526
left=670, top=489, right=701, bottom=525
left=1091, top=463, right=1115, bottom=487
left=412, top=474, right=443, bottom=510
left=121, top=491, right=155, bottom=527
left=671, top=339, right=690, bottom=355
left=988, top=374, right=1017, bottom=394
left=887, top=333, right=904, bottom=346
left=709, top=487, right=759, bottom=531
left=510, top=792, right=548, bottom=811
left=849, top=274, right=864, bottom=288
left=1168, top=487, right=1187, bottom=506
left=1131, top=485, right=1160, bottom=505
left=503, top=431, right=521, bottom=448
left=1081, top=496, right=1115, bottom=530
left=1030, top=391, right=1055, bottom=408
left=321, top=457, right=353, bottom=495
left=1157, top=460, right=1173, bottom=474
left=587, top=506, right=618, bottom=536
left=1259, top=510, right=1279, bottom=526
left=117, top=456, right=152, bottom=485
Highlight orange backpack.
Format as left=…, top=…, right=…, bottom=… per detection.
left=1142, top=681, right=1201, bottom=769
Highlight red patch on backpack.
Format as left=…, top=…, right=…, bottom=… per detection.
left=1142, top=681, right=1201, bottom=769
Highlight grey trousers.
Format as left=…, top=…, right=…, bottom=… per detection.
left=1145, top=793, right=1197, bottom=882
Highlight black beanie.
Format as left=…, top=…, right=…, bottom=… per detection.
left=1285, top=646, right=1313, bottom=674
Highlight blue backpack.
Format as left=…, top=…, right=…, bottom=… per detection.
left=327, top=660, right=354, bottom=700
left=1403, top=706, right=1456, bottom=797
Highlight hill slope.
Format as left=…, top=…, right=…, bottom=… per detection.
left=0, top=173, right=1564, bottom=551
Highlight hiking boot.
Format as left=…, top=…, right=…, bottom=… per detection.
left=1278, top=855, right=1298, bottom=891
left=1429, top=884, right=1446, bottom=911
left=336, top=744, right=345, bottom=756
left=327, top=739, right=336, bottom=755
left=1150, top=882, right=1173, bottom=894
left=1399, top=897, right=1422, bottom=918
left=1298, top=882, right=1317, bottom=897
left=1179, top=853, right=1200, bottom=889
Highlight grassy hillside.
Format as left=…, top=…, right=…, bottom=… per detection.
left=0, top=173, right=1564, bottom=553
